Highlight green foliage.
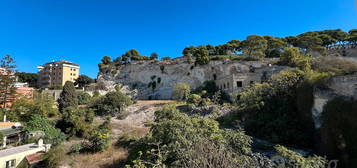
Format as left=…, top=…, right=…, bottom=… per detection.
left=90, top=91, right=133, bottom=116
left=10, top=93, right=58, bottom=122
left=150, top=52, right=159, bottom=60
left=87, top=118, right=111, bottom=152
left=101, top=56, right=112, bottom=64
left=172, top=83, right=190, bottom=101
left=24, top=115, right=65, bottom=146
left=237, top=70, right=315, bottom=148
left=77, top=91, right=92, bottom=105
left=126, top=104, right=253, bottom=167
left=58, top=81, right=78, bottom=112
left=186, top=94, right=202, bottom=106
left=75, top=75, right=94, bottom=88
left=264, top=36, right=287, bottom=58
left=193, top=46, right=210, bottom=65
left=0, top=54, right=17, bottom=109
left=312, top=56, right=357, bottom=76
left=279, top=47, right=311, bottom=71
left=42, top=145, right=66, bottom=168
left=56, top=107, right=94, bottom=138
left=274, top=145, right=326, bottom=168
left=192, top=80, right=218, bottom=98
left=15, top=72, right=38, bottom=88
left=321, top=97, right=357, bottom=167
left=161, top=57, right=171, bottom=61
left=70, top=118, right=112, bottom=153
left=241, top=35, right=268, bottom=58
left=48, top=85, right=63, bottom=90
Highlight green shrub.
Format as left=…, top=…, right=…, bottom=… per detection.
left=42, top=146, right=66, bottom=168
left=24, top=115, right=65, bottom=146
left=90, top=91, right=133, bottom=116
left=312, top=56, right=357, bottom=76
left=77, top=92, right=92, bottom=105
left=172, top=83, right=190, bottom=101
left=56, top=107, right=94, bottom=138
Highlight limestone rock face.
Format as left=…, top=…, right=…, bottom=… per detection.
left=311, top=74, right=357, bottom=129
left=97, top=59, right=283, bottom=99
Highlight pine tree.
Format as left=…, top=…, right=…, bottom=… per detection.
left=58, top=81, right=78, bottom=112
left=0, top=55, right=17, bottom=110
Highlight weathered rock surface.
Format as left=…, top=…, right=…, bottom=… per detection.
left=98, top=59, right=285, bottom=99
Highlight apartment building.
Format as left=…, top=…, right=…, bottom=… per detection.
left=37, top=60, right=80, bottom=88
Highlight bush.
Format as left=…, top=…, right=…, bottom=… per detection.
left=237, top=70, right=315, bottom=148
left=42, top=146, right=66, bottom=168
left=172, top=83, right=190, bottom=101
left=186, top=94, right=202, bottom=106
left=56, top=107, right=94, bottom=138
left=126, top=104, right=253, bottom=167
left=24, top=115, right=65, bottom=146
left=10, top=93, right=58, bottom=122
left=90, top=91, right=133, bottom=116
left=58, top=81, right=78, bottom=112
left=77, top=92, right=92, bottom=105
left=312, top=56, right=357, bottom=76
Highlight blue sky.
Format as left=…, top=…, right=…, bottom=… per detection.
left=0, top=0, right=356, bottom=78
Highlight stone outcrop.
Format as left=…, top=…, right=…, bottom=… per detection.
left=97, top=58, right=286, bottom=100
left=311, top=74, right=357, bottom=129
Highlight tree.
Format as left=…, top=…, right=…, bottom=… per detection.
left=56, top=107, right=94, bottom=138
left=241, top=35, right=268, bottom=58
left=75, top=75, right=94, bottom=88
left=172, top=83, right=190, bottom=101
left=279, top=47, right=311, bottom=71
left=24, top=115, right=65, bottom=145
left=264, top=36, right=287, bottom=57
left=347, top=29, right=357, bottom=48
left=194, top=46, right=210, bottom=65
left=15, top=72, right=38, bottom=88
left=77, top=91, right=92, bottom=105
left=101, top=56, right=112, bottom=64
left=0, top=55, right=17, bottom=112
left=90, top=91, right=133, bottom=116
left=10, top=93, right=58, bottom=121
left=58, top=81, right=78, bottom=112
left=150, top=52, right=159, bottom=60
left=161, top=56, right=171, bottom=61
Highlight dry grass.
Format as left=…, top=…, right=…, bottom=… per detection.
left=135, top=100, right=176, bottom=105
left=62, top=144, right=128, bottom=168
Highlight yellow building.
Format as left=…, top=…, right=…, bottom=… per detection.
left=0, top=140, right=51, bottom=168
left=37, top=60, right=80, bottom=88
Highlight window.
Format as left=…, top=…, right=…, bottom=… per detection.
left=236, top=81, right=243, bottom=87
left=227, top=82, right=230, bottom=88
left=6, top=159, right=15, bottom=168
left=250, top=81, right=255, bottom=85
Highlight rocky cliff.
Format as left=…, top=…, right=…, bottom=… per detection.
left=97, top=58, right=285, bottom=99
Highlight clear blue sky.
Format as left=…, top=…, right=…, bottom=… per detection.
left=0, top=0, right=356, bottom=78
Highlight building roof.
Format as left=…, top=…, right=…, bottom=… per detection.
left=0, top=127, right=22, bottom=136
left=42, top=60, right=79, bottom=67
left=0, top=143, right=41, bottom=158
left=25, top=152, right=45, bottom=164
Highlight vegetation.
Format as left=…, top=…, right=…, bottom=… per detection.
left=124, top=104, right=325, bottom=167
left=90, top=91, right=132, bottom=116
left=15, top=72, right=38, bottom=88
left=172, top=83, right=190, bottom=101
left=77, top=91, right=92, bottom=105
left=56, top=107, right=94, bottom=138
left=9, top=93, right=58, bottom=121
left=58, top=81, right=78, bottom=112
left=0, top=55, right=17, bottom=109
left=321, top=97, right=357, bottom=167
left=234, top=70, right=315, bottom=148
left=41, top=145, right=66, bottom=168
left=24, top=115, right=65, bottom=146
left=75, top=75, right=95, bottom=88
